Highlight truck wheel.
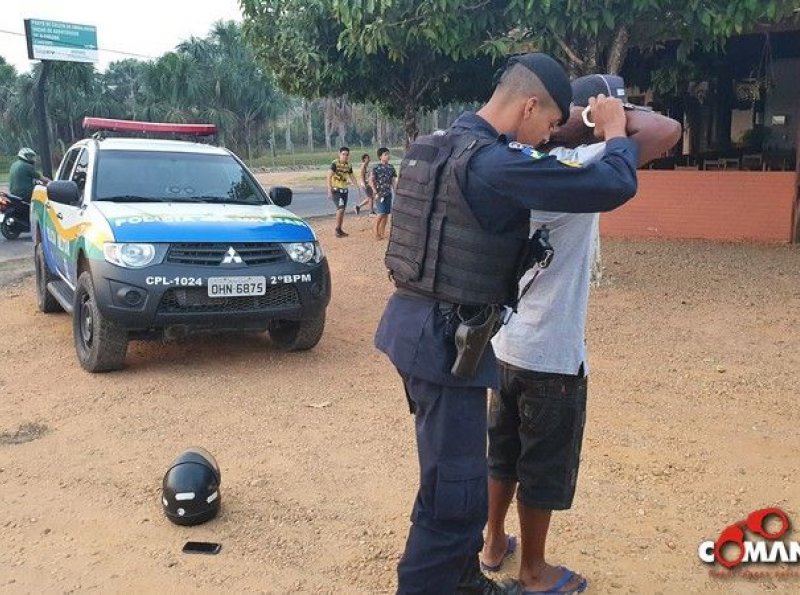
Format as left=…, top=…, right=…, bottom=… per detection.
left=73, top=271, right=128, bottom=372
left=268, top=311, right=325, bottom=351
left=1, top=218, right=20, bottom=240
left=35, top=243, right=64, bottom=313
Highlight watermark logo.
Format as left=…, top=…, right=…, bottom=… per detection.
left=699, top=507, right=799, bottom=570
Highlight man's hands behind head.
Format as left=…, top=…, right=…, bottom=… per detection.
left=548, top=106, right=594, bottom=148
left=588, top=95, right=626, bottom=141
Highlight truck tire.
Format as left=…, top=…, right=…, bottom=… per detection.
left=35, top=243, right=64, bottom=313
left=73, top=271, right=128, bottom=372
left=268, top=311, right=325, bottom=351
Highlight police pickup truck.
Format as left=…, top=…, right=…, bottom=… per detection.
left=31, top=118, right=330, bottom=372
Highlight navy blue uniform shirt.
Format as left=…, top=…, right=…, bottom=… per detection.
left=375, top=112, right=639, bottom=387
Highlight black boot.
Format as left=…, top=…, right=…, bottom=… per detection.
left=456, top=557, right=522, bottom=594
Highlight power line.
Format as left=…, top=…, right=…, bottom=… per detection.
left=0, top=28, right=156, bottom=60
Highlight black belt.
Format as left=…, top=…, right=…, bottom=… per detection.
left=394, top=288, right=496, bottom=321
left=394, top=287, right=457, bottom=313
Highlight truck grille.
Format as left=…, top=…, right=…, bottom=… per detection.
left=158, top=286, right=300, bottom=314
left=166, top=243, right=289, bottom=266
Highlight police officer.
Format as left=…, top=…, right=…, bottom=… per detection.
left=375, top=53, right=640, bottom=595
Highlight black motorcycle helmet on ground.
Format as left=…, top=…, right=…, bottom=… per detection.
left=162, top=447, right=221, bottom=526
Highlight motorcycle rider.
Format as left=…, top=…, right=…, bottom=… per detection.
left=7, top=148, right=50, bottom=202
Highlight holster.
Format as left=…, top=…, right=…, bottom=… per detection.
left=450, top=305, right=502, bottom=379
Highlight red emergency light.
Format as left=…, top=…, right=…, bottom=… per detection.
left=82, top=117, right=217, bottom=136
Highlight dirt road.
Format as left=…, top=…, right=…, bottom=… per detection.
left=1, top=218, right=799, bottom=593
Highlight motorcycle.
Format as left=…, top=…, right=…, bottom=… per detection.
left=0, top=191, right=32, bottom=240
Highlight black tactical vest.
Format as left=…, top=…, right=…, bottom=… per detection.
left=385, top=129, right=529, bottom=307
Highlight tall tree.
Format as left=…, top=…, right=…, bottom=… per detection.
left=346, top=0, right=799, bottom=77
left=240, top=0, right=495, bottom=144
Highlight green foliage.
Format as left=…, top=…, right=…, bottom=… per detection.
left=240, top=0, right=495, bottom=143
left=0, top=22, right=282, bottom=159
left=332, top=0, right=798, bottom=74
left=241, top=0, right=797, bottom=144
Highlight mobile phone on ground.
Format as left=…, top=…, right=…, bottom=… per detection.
left=182, top=541, right=222, bottom=555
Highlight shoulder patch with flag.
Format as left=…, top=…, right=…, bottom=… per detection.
left=508, top=141, right=547, bottom=160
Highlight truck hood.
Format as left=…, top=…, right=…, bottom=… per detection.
left=91, top=201, right=315, bottom=243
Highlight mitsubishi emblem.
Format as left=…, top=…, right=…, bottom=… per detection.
left=221, top=247, right=243, bottom=265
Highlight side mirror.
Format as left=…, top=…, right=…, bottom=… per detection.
left=268, top=186, right=292, bottom=207
left=47, top=180, right=80, bottom=205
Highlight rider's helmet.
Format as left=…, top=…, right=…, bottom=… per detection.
left=17, top=148, right=37, bottom=163
left=161, top=447, right=221, bottom=526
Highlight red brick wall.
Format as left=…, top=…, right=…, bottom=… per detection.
left=600, top=171, right=797, bottom=243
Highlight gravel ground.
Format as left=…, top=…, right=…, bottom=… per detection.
left=1, top=217, right=799, bottom=593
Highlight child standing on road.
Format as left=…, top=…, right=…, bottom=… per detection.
left=369, top=147, right=397, bottom=240
left=326, top=147, right=361, bottom=237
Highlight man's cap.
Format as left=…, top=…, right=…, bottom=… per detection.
left=504, top=53, right=572, bottom=124
left=571, top=74, right=627, bottom=107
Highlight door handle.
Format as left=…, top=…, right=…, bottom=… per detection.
left=57, top=213, right=63, bottom=220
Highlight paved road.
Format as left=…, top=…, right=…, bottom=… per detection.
left=0, top=235, right=32, bottom=264
left=285, top=189, right=336, bottom=219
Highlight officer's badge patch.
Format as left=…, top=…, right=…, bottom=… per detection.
left=508, top=141, right=546, bottom=160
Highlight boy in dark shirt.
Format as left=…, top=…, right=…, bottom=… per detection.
left=369, top=147, right=397, bottom=240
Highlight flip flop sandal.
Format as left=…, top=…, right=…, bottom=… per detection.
left=479, top=534, right=517, bottom=572
left=522, top=566, right=588, bottom=594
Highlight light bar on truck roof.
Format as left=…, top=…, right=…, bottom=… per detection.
left=82, top=117, right=217, bottom=136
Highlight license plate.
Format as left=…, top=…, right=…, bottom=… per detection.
left=207, top=276, right=266, bottom=297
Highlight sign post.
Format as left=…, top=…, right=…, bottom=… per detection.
left=33, top=61, right=52, bottom=179
left=23, top=19, right=98, bottom=178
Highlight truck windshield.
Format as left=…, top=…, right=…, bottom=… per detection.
left=94, top=151, right=267, bottom=205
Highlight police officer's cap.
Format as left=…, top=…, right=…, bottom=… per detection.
left=572, top=74, right=627, bottom=107
left=504, top=53, right=572, bottom=125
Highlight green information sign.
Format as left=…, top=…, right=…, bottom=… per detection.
left=24, top=18, right=98, bottom=63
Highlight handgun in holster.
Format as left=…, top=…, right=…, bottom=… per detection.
left=508, top=225, right=554, bottom=313
left=450, top=304, right=502, bottom=379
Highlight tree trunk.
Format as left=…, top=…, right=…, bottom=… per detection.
left=337, top=120, right=346, bottom=147
left=607, top=26, right=630, bottom=75
left=403, top=102, right=418, bottom=148
left=584, top=44, right=599, bottom=76
left=304, top=100, right=314, bottom=151
left=245, top=119, right=252, bottom=160
left=376, top=110, right=383, bottom=146
left=432, top=108, right=440, bottom=131
left=285, top=112, right=293, bottom=153
left=323, top=99, right=332, bottom=150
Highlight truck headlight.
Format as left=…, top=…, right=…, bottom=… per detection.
left=282, top=242, right=321, bottom=264
left=103, top=243, right=157, bottom=268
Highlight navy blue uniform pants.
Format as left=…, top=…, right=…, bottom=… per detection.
left=397, top=371, right=489, bottom=595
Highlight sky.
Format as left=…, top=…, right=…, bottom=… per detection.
left=0, top=0, right=243, bottom=73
